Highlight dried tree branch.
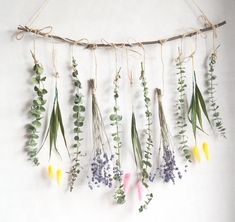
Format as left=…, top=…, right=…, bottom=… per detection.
left=17, top=20, right=226, bottom=49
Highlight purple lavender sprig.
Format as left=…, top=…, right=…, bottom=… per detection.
left=159, top=147, right=182, bottom=184
left=88, top=79, right=114, bottom=189
left=154, top=88, right=182, bottom=184
left=88, top=150, right=114, bottom=189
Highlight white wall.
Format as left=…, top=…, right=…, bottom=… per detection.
left=0, top=0, right=235, bottom=222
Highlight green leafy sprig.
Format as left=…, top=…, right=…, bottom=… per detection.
left=131, top=113, right=153, bottom=212
left=139, top=62, right=153, bottom=183
left=207, top=48, right=226, bottom=138
left=39, top=76, right=70, bottom=159
left=69, top=58, right=86, bottom=192
left=175, top=51, right=191, bottom=161
left=110, top=68, right=125, bottom=204
left=26, top=51, right=47, bottom=166
left=188, top=72, right=211, bottom=142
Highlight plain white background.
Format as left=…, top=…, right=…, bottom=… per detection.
left=0, top=0, right=235, bottom=221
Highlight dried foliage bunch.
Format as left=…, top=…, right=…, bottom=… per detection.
left=156, top=88, right=182, bottom=183
left=109, top=68, right=126, bottom=204
left=175, top=50, right=191, bottom=162
left=207, top=47, right=226, bottom=138
left=88, top=79, right=114, bottom=189
left=26, top=51, right=47, bottom=166
left=69, top=57, right=86, bottom=192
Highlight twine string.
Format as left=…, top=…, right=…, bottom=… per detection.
left=92, top=44, right=98, bottom=90
left=192, top=0, right=217, bottom=50
left=159, top=39, right=168, bottom=95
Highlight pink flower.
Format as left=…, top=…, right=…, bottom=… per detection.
left=123, top=173, right=131, bottom=193
left=136, top=180, right=143, bottom=201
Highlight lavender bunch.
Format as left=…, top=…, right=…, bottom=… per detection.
left=207, top=48, right=226, bottom=138
left=69, top=58, right=86, bottom=192
left=88, top=150, right=114, bottom=189
left=156, top=88, right=181, bottom=184
left=88, top=79, right=114, bottom=189
left=110, top=68, right=125, bottom=204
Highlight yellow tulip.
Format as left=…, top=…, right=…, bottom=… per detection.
left=193, top=145, right=201, bottom=162
left=202, top=142, right=210, bottom=160
left=48, top=165, right=54, bottom=179
left=56, top=169, right=63, bottom=186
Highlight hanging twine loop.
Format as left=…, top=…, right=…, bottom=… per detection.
left=91, top=44, right=98, bottom=90
left=125, top=46, right=133, bottom=86
left=159, top=39, right=168, bottom=95
left=16, top=25, right=53, bottom=40
left=192, top=0, right=217, bottom=50
left=52, top=42, right=59, bottom=79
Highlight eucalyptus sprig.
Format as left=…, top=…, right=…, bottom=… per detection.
left=175, top=50, right=191, bottom=161
left=188, top=72, right=211, bottom=142
left=69, top=57, right=86, bottom=192
left=26, top=51, right=47, bottom=166
left=110, top=68, right=125, bottom=204
left=39, top=76, right=70, bottom=159
left=139, top=62, right=153, bottom=184
left=207, top=48, right=226, bottom=138
left=131, top=113, right=153, bottom=212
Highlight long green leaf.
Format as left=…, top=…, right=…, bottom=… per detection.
left=188, top=117, right=208, bottom=135
left=195, top=93, right=203, bottom=129
left=191, top=93, right=197, bottom=141
left=57, top=100, right=70, bottom=158
left=196, top=85, right=211, bottom=125
left=131, top=113, right=143, bottom=171
left=49, top=107, right=55, bottom=159
left=51, top=105, right=62, bottom=159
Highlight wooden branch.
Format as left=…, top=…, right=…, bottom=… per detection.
left=17, top=20, right=226, bottom=49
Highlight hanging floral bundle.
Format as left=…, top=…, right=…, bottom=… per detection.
left=88, top=79, right=114, bottom=189
left=175, top=50, right=191, bottom=162
left=69, top=57, right=86, bottom=192
left=156, top=88, right=182, bottom=183
left=188, top=70, right=211, bottom=161
left=38, top=73, right=70, bottom=160
left=207, top=47, right=226, bottom=138
left=131, top=62, right=153, bottom=213
left=26, top=51, right=47, bottom=166
left=109, top=67, right=126, bottom=204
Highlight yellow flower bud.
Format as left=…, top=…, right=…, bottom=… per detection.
left=193, top=145, right=201, bottom=162
left=56, top=169, right=63, bottom=186
left=202, top=142, right=210, bottom=160
left=48, top=165, right=54, bottom=179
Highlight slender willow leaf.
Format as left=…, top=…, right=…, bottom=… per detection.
left=49, top=107, right=55, bottom=159
left=188, top=72, right=211, bottom=142
left=38, top=86, right=68, bottom=160
left=196, top=94, right=203, bottom=128
left=131, top=113, right=143, bottom=171
left=196, top=85, right=211, bottom=125
left=191, top=93, right=197, bottom=140
left=56, top=101, right=70, bottom=158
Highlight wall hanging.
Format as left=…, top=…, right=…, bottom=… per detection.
left=16, top=0, right=227, bottom=213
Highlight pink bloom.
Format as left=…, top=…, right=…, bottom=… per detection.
left=123, top=173, right=131, bottom=193
left=136, top=180, right=143, bottom=201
